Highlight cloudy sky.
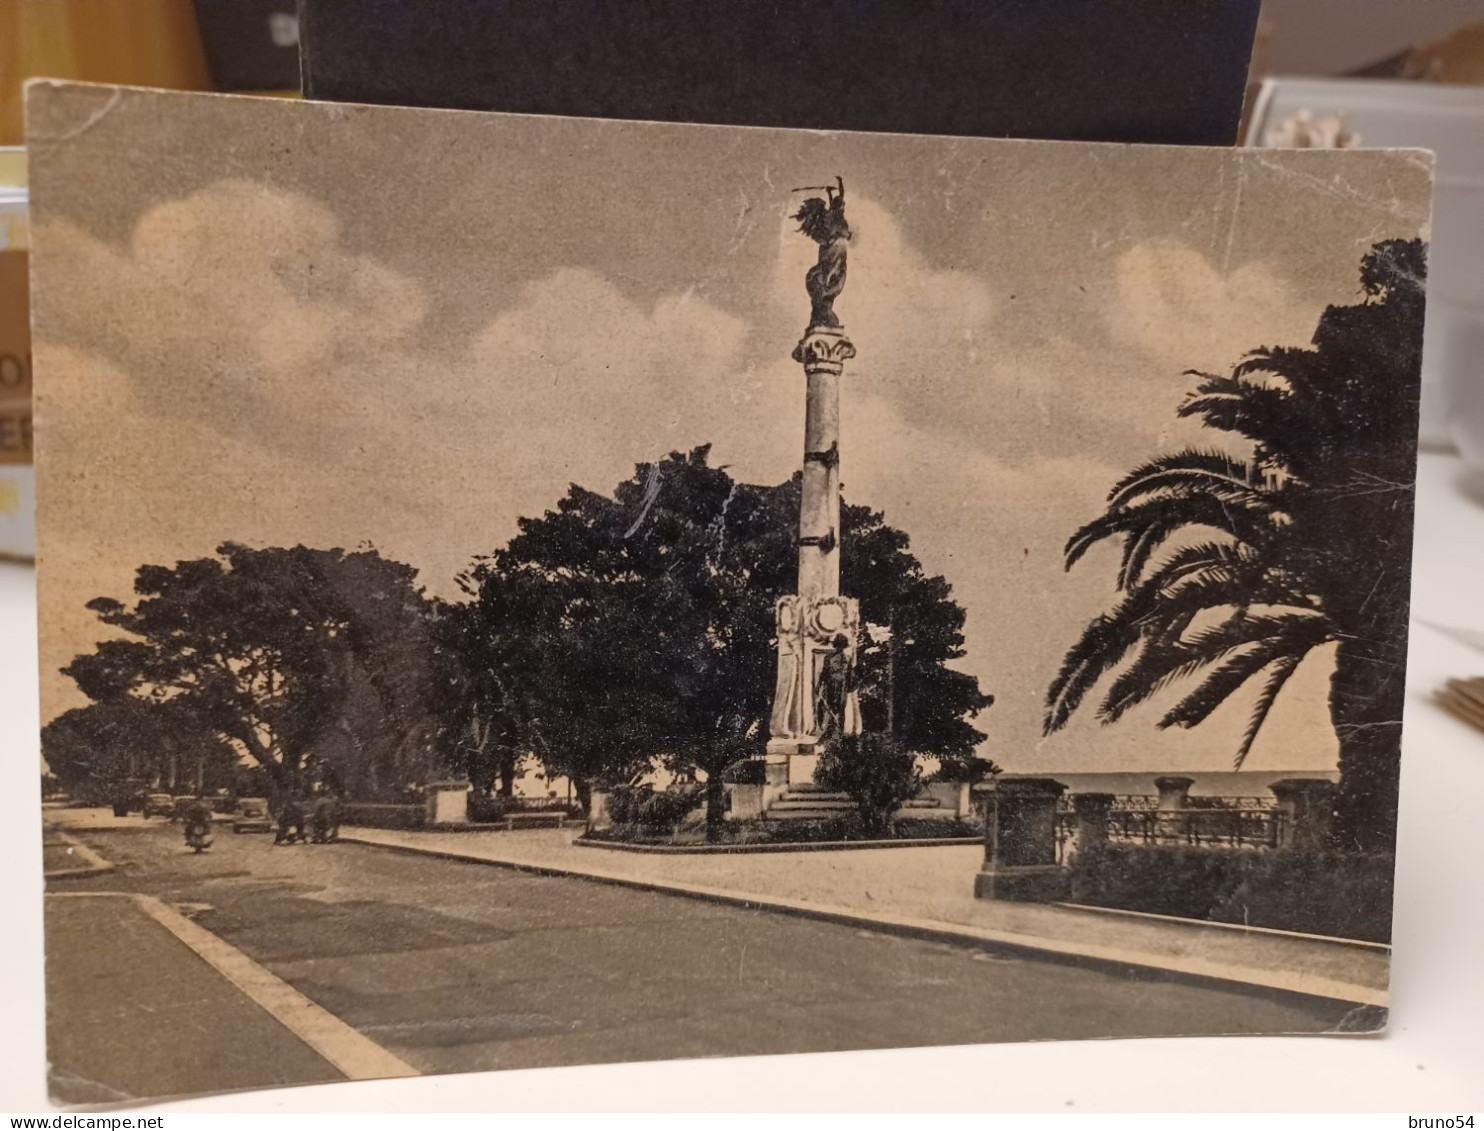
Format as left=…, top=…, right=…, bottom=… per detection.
left=28, top=84, right=1432, bottom=773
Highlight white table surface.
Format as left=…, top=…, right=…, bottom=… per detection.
left=1, top=452, right=1481, bottom=1113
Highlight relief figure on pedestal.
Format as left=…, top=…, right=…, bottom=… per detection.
left=814, top=633, right=857, bottom=741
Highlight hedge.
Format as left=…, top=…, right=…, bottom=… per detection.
left=1068, top=844, right=1394, bottom=943
left=606, top=784, right=702, bottom=832
left=340, top=802, right=425, bottom=830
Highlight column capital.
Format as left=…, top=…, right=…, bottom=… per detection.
left=792, top=325, right=856, bottom=374
left=1153, top=775, right=1197, bottom=791
left=981, top=775, right=1068, bottom=799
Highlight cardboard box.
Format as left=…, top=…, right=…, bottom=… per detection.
left=0, top=149, right=32, bottom=560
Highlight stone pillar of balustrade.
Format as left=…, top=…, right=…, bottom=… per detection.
left=1269, top=778, right=1337, bottom=851
left=974, top=776, right=1068, bottom=901
left=1071, top=791, right=1115, bottom=858
left=1153, top=775, right=1196, bottom=811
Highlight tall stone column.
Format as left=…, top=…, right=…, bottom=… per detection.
left=795, top=328, right=851, bottom=601
left=766, top=326, right=862, bottom=783
left=764, top=179, right=863, bottom=793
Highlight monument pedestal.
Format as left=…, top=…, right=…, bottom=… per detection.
left=768, top=593, right=861, bottom=730
left=788, top=752, right=820, bottom=784
left=424, top=780, right=470, bottom=827
left=759, top=740, right=825, bottom=810
left=764, top=592, right=861, bottom=792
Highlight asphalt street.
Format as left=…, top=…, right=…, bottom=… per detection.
left=46, top=826, right=1355, bottom=1102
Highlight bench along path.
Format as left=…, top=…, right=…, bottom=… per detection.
left=342, top=826, right=1389, bottom=1009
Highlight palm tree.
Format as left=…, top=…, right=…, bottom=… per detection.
left=1045, top=239, right=1426, bottom=855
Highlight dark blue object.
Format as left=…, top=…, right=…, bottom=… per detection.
left=299, top=0, right=1261, bottom=146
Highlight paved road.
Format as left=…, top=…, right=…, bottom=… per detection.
left=47, top=826, right=1354, bottom=1101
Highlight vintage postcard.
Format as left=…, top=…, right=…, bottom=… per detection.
left=27, top=83, right=1430, bottom=1104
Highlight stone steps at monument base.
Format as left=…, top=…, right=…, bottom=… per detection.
left=762, top=788, right=945, bottom=822
left=765, top=795, right=860, bottom=807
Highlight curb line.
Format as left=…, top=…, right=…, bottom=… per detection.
left=341, top=834, right=1388, bottom=1010
left=573, top=834, right=983, bottom=855
left=43, top=829, right=117, bottom=881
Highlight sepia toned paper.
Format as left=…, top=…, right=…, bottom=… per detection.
left=28, top=82, right=1431, bottom=1106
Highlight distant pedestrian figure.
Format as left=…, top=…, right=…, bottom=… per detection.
left=182, top=797, right=214, bottom=854
left=309, top=794, right=340, bottom=844
left=274, top=794, right=307, bottom=845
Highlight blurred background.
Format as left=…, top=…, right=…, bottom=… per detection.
left=1257, top=0, right=1484, bottom=78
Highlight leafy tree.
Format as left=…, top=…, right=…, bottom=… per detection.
left=816, top=732, right=922, bottom=836
left=63, top=543, right=448, bottom=797
left=42, top=698, right=239, bottom=805
left=457, top=446, right=993, bottom=836
left=434, top=582, right=584, bottom=802
left=455, top=504, right=663, bottom=812
left=307, top=553, right=452, bottom=800
left=1044, top=240, right=1426, bottom=854
left=841, top=498, right=994, bottom=773
left=458, top=449, right=774, bottom=832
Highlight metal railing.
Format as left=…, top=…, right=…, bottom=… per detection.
left=1108, top=795, right=1273, bottom=812
left=1055, top=796, right=1284, bottom=862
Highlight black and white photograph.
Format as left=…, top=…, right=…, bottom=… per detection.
left=25, top=81, right=1434, bottom=1106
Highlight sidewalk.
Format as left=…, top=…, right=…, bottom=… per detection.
left=44, top=807, right=159, bottom=832
left=45, top=893, right=347, bottom=1104
left=344, top=826, right=1390, bottom=1009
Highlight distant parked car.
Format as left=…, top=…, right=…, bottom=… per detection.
left=144, top=793, right=176, bottom=819
left=232, top=797, right=274, bottom=834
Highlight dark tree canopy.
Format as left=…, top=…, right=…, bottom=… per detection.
left=840, top=495, right=993, bottom=767
left=42, top=698, right=238, bottom=805
left=64, top=543, right=449, bottom=796
left=56, top=455, right=992, bottom=815
left=1045, top=239, right=1426, bottom=854
left=454, top=447, right=994, bottom=827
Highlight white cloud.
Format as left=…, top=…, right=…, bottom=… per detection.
left=1107, top=239, right=1323, bottom=374
left=34, top=181, right=772, bottom=607
left=455, top=267, right=763, bottom=520
left=36, top=182, right=425, bottom=454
